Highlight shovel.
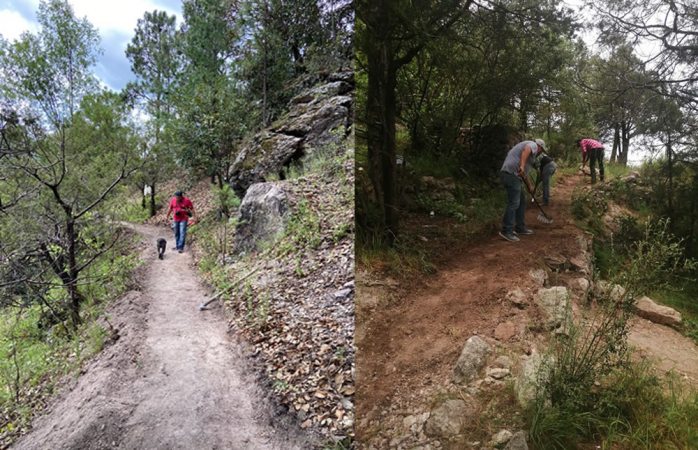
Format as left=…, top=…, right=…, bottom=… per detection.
left=520, top=175, right=553, bottom=224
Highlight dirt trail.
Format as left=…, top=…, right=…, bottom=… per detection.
left=357, top=175, right=585, bottom=422
left=12, top=224, right=310, bottom=450
left=629, top=318, right=698, bottom=386
left=356, top=172, right=698, bottom=442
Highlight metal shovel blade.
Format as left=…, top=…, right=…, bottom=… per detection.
left=537, top=212, right=554, bottom=224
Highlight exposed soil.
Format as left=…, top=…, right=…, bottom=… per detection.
left=11, top=224, right=311, bottom=450
left=355, top=172, right=698, bottom=446
left=629, top=317, right=698, bottom=386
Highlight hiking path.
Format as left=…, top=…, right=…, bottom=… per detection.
left=12, top=223, right=310, bottom=450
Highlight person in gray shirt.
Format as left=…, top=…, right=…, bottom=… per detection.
left=499, top=139, right=546, bottom=242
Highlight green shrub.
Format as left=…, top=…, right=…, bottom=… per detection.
left=528, top=219, right=698, bottom=448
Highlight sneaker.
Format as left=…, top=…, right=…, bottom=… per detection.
left=515, top=228, right=534, bottom=235
left=178, top=249, right=183, bottom=253
left=499, top=231, right=520, bottom=242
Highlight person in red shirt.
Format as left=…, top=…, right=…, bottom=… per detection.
left=577, top=138, right=605, bottom=184
left=165, top=191, right=195, bottom=253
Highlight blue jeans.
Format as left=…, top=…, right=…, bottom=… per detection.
left=173, top=221, right=188, bottom=250
left=500, top=171, right=526, bottom=234
left=541, top=162, right=557, bottom=204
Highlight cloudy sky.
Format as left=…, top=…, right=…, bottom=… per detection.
left=0, top=0, right=182, bottom=91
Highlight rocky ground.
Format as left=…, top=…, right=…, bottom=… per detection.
left=220, top=167, right=355, bottom=442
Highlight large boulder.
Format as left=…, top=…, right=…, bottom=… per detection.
left=453, top=335, right=492, bottom=384
left=277, top=94, right=352, bottom=148
left=634, top=296, right=682, bottom=328
left=229, top=132, right=303, bottom=195
left=233, top=183, right=289, bottom=253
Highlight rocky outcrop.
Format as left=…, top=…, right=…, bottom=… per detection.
left=453, top=335, right=492, bottom=384
left=229, top=72, right=353, bottom=195
left=634, top=296, right=682, bottom=328
left=233, top=182, right=289, bottom=253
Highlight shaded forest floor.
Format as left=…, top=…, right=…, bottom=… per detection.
left=356, top=172, right=698, bottom=448
left=10, top=224, right=311, bottom=450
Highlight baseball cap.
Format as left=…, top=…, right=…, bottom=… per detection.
left=535, top=139, right=546, bottom=153
left=174, top=191, right=183, bottom=197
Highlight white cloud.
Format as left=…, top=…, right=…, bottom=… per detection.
left=68, top=0, right=179, bottom=38
left=0, top=9, right=38, bottom=41
left=0, top=1, right=182, bottom=90
left=1, top=1, right=180, bottom=44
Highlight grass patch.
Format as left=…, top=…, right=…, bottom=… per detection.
left=358, top=231, right=437, bottom=278
left=277, top=199, right=322, bottom=255
left=529, top=360, right=698, bottom=449
left=0, top=235, right=141, bottom=446
left=288, top=133, right=352, bottom=181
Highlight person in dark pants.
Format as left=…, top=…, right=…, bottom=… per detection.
left=165, top=191, right=195, bottom=253
left=499, top=138, right=546, bottom=242
left=577, top=138, right=605, bottom=184
left=534, top=153, right=557, bottom=206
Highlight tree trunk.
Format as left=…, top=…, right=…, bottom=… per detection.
left=366, top=37, right=398, bottom=245
left=611, top=124, right=620, bottom=163
left=66, top=218, right=82, bottom=329
left=409, top=63, right=433, bottom=154
left=689, top=176, right=698, bottom=256
left=666, top=134, right=674, bottom=218
left=149, top=182, right=157, bottom=217
left=620, top=121, right=630, bottom=166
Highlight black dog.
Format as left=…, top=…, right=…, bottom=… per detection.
left=157, top=238, right=167, bottom=260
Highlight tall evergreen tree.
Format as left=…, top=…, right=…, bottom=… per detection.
left=126, top=10, right=181, bottom=216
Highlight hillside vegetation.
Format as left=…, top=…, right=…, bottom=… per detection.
left=1, top=0, right=352, bottom=447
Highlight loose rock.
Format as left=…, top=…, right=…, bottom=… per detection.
left=425, top=399, right=474, bottom=438
left=490, top=429, right=513, bottom=448
left=503, top=431, right=528, bottom=450
left=534, top=287, right=570, bottom=329
left=453, top=336, right=492, bottom=384
left=634, top=297, right=682, bottom=328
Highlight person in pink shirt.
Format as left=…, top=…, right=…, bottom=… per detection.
left=577, top=138, right=605, bottom=184
left=166, top=191, right=195, bottom=253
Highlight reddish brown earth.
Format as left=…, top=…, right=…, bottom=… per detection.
left=355, top=172, right=698, bottom=445
left=356, top=175, right=585, bottom=435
